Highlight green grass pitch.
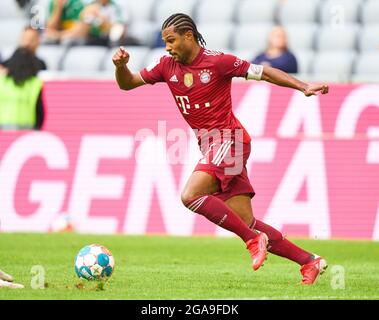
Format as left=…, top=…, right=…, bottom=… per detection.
left=0, top=233, right=378, bottom=300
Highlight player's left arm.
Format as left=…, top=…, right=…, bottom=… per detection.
left=247, top=64, right=329, bottom=97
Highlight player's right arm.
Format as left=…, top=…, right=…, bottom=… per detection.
left=113, top=47, right=145, bottom=91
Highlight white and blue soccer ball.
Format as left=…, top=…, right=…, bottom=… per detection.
left=75, top=244, right=115, bottom=281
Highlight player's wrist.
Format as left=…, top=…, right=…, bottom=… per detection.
left=299, top=83, right=308, bottom=93
left=115, top=63, right=127, bottom=70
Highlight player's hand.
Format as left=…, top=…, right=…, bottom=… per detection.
left=112, top=47, right=129, bottom=68
left=303, top=84, right=329, bottom=97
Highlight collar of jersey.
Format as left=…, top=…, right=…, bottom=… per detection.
left=185, top=47, right=204, bottom=66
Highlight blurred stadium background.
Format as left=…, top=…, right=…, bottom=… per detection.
left=0, top=0, right=379, bottom=241
left=1, top=0, right=379, bottom=300
left=0, top=0, right=378, bottom=81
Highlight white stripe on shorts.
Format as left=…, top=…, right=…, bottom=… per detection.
left=212, top=140, right=233, bottom=166
left=211, top=141, right=229, bottom=165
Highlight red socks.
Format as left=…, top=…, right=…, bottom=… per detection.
left=253, top=219, right=313, bottom=266
left=185, top=195, right=313, bottom=266
left=185, top=195, right=257, bottom=243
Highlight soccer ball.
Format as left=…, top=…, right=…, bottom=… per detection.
left=74, top=244, right=115, bottom=281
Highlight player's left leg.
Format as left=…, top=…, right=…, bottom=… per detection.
left=224, top=195, right=327, bottom=284
left=225, top=195, right=313, bottom=265
left=224, top=194, right=254, bottom=226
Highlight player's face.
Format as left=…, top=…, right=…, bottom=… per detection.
left=162, top=27, right=194, bottom=64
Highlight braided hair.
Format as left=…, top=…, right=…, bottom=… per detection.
left=162, top=13, right=206, bottom=47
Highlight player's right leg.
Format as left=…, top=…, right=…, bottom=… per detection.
left=181, top=171, right=267, bottom=271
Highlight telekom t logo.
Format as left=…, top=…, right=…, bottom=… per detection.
left=175, top=95, right=211, bottom=115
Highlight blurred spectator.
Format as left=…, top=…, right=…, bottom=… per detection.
left=1, top=27, right=47, bottom=71
left=0, top=48, right=44, bottom=130
left=44, top=0, right=85, bottom=43
left=252, top=26, right=298, bottom=74
left=44, top=0, right=136, bottom=46
left=75, top=0, right=130, bottom=46
left=0, top=63, right=5, bottom=76
left=15, top=0, right=32, bottom=9
left=153, top=30, right=165, bottom=48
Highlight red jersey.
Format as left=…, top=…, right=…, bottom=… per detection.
left=139, top=47, right=251, bottom=146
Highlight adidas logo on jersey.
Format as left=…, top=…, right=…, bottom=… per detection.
left=170, top=75, right=178, bottom=82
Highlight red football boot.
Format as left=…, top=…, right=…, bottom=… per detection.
left=246, top=233, right=268, bottom=271
left=300, top=255, right=328, bottom=284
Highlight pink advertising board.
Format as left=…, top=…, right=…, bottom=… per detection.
left=0, top=81, right=378, bottom=240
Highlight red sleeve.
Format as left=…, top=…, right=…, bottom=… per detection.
left=216, top=53, right=250, bottom=79
left=139, top=56, right=166, bottom=84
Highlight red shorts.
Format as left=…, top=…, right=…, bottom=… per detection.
left=194, top=140, right=255, bottom=201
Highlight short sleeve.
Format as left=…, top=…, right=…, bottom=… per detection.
left=139, top=56, right=166, bottom=85
left=217, top=53, right=251, bottom=79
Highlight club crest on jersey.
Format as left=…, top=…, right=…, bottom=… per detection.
left=184, top=73, right=193, bottom=87
left=199, top=69, right=212, bottom=84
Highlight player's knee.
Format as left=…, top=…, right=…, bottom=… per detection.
left=181, top=191, right=194, bottom=207
left=181, top=190, right=202, bottom=207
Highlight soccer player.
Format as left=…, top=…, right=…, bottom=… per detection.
left=113, top=13, right=328, bottom=284
left=0, top=269, right=24, bottom=289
